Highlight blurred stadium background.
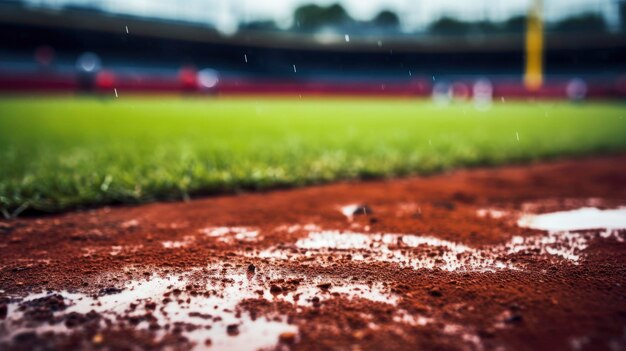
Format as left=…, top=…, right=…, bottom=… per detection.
left=0, top=0, right=625, bottom=99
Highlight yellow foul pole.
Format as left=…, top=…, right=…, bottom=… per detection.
left=524, top=0, right=543, bottom=91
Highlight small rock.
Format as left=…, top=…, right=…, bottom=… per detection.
left=352, top=205, right=373, bottom=216
left=317, top=283, right=332, bottom=290
left=279, top=331, right=297, bottom=344
left=226, top=324, right=239, bottom=336
left=270, top=285, right=282, bottom=294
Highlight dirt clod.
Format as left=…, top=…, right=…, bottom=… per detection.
left=317, top=283, right=332, bottom=290
left=279, top=331, right=297, bottom=344
left=226, top=324, right=239, bottom=336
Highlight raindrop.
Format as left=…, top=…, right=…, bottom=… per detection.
left=125, top=25, right=129, bottom=34
left=432, top=76, right=435, bottom=81
left=244, top=54, right=248, bottom=63
left=344, top=34, right=350, bottom=42
left=501, top=97, right=505, bottom=103
left=408, top=70, right=412, bottom=76
left=114, top=88, right=118, bottom=98
left=377, top=40, right=382, bottom=47
left=293, top=64, right=297, bottom=73
left=516, top=131, right=520, bottom=141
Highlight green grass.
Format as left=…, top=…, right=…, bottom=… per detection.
left=1, top=97, right=625, bottom=216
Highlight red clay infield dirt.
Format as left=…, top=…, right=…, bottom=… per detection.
left=1, top=155, right=626, bottom=351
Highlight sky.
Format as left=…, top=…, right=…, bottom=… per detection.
left=23, top=0, right=621, bottom=33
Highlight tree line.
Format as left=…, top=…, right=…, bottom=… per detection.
left=239, top=2, right=618, bottom=35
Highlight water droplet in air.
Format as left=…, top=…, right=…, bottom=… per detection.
left=344, top=34, right=350, bottom=42
left=293, top=65, right=297, bottom=73
left=114, top=88, right=118, bottom=98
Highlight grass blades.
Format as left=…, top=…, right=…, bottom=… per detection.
left=1, top=97, right=625, bottom=215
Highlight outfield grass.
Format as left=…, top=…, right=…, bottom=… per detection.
left=0, top=97, right=625, bottom=216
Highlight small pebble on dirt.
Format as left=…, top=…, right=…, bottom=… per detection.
left=279, top=331, right=297, bottom=344
left=226, top=324, right=239, bottom=336
left=317, top=283, right=332, bottom=290
left=352, top=205, right=373, bottom=216
left=99, top=287, right=123, bottom=296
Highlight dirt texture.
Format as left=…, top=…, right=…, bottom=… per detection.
left=1, top=155, right=625, bottom=351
